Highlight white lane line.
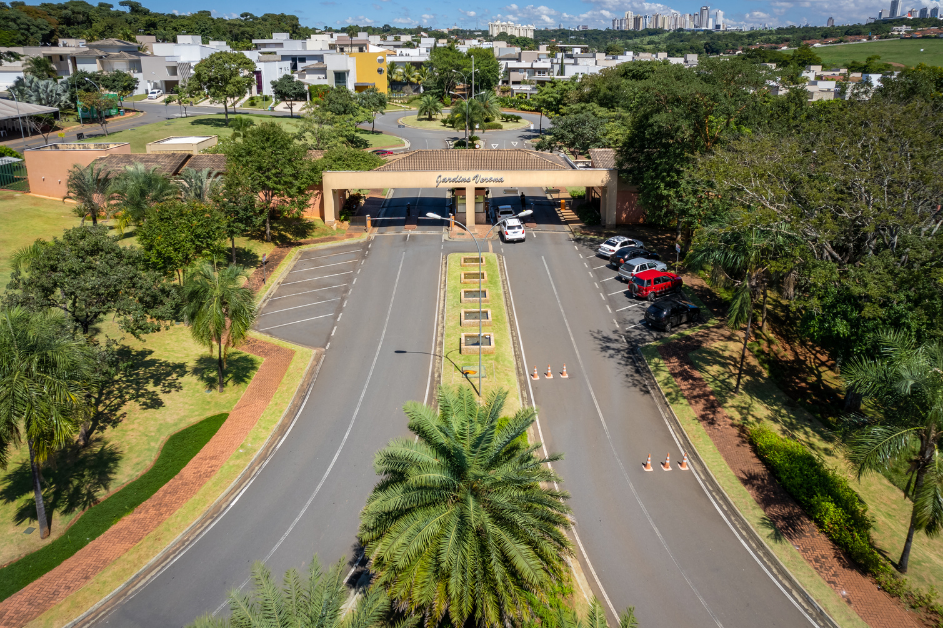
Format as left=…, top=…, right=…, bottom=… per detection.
left=592, top=264, right=610, bottom=269
left=574, top=245, right=579, bottom=250
left=599, top=293, right=605, bottom=301
left=626, top=323, right=643, bottom=330
left=289, top=260, right=356, bottom=274
left=585, top=254, right=597, bottom=258
left=260, top=298, right=340, bottom=316
left=258, top=313, right=334, bottom=331
left=281, top=271, right=353, bottom=287
left=503, top=255, right=615, bottom=618
left=541, top=256, right=724, bottom=628
left=268, top=284, right=346, bottom=300
left=214, top=252, right=407, bottom=615
left=331, top=326, right=336, bottom=336
left=614, top=304, right=638, bottom=312
left=583, top=262, right=589, bottom=268
left=423, top=253, right=443, bottom=406
left=587, top=271, right=593, bottom=277
left=352, top=278, right=357, bottom=285
left=296, top=250, right=358, bottom=262
left=608, top=289, right=626, bottom=296
left=606, top=305, right=612, bottom=313
left=532, top=231, right=536, bottom=238
left=613, top=319, right=619, bottom=329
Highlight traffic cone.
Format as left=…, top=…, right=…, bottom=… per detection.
left=545, top=365, right=553, bottom=379
left=643, top=454, right=653, bottom=472
left=560, top=364, right=569, bottom=378
left=531, top=366, right=539, bottom=380
left=661, top=453, right=672, bottom=471
left=679, top=453, right=690, bottom=471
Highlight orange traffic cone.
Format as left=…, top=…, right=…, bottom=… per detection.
left=643, top=454, right=653, bottom=472
left=679, top=453, right=690, bottom=471
left=661, top=453, right=672, bottom=471
left=531, top=366, right=539, bottom=380
left=561, top=364, right=569, bottom=378
left=545, top=365, right=553, bottom=379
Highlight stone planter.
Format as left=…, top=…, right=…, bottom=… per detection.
left=461, top=271, right=488, bottom=284
left=461, top=332, right=495, bottom=355
left=461, top=309, right=492, bottom=327
left=461, top=256, right=485, bottom=267
left=461, top=289, right=489, bottom=304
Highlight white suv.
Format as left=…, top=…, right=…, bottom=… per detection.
left=617, top=257, right=667, bottom=282
left=147, top=89, right=163, bottom=99
left=500, top=218, right=526, bottom=242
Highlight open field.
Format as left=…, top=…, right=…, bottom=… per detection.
left=442, top=253, right=520, bottom=413
left=813, top=38, right=943, bottom=68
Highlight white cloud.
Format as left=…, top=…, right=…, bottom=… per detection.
left=393, top=17, right=414, bottom=23
left=459, top=9, right=477, bottom=16
left=340, top=15, right=375, bottom=23
left=421, top=13, right=436, bottom=20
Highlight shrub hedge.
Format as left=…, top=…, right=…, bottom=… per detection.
left=747, top=424, right=890, bottom=576
left=0, top=413, right=228, bottom=602
left=482, top=122, right=503, bottom=130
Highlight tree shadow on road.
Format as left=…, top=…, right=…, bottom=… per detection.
left=587, top=328, right=652, bottom=395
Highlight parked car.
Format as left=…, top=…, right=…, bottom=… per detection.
left=617, top=257, right=667, bottom=281
left=644, top=298, right=702, bottom=332
left=628, top=269, right=683, bottom=301
left=372, top=149, right=394, bottom=156
left=597, top=236, right=644, bottom=257
left=500, top=218, right=526, bottom=242
left=609, top=246, right=661, bottom=267
left=494, top=205, right=515, bottom=224
left=147, top=89, right=163, bottom=99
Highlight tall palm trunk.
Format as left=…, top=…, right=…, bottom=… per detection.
left=217, top=338, right=225, bottom=393
left=28, top=440, right=50, bottom=538
left=760, top=282, right=769, bottom=333
left=90, top=206, right=98, bottom=226
left=734, top=301, right=753, bottom=395
left=898, top=465, right=927, bottom=573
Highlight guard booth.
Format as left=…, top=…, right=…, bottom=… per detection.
left=452, top=188, right=490, bottom=224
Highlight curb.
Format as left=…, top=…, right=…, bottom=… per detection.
left=632, top=347, right=841, bottom=628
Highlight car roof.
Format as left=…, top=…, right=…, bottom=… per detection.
left=625, top=257, right=655, bottom=265
left=635, top=269, right=675, bottom=279
left=505, top=218, right=522, bottom=227
left=498, top=205, right=513, bottom=211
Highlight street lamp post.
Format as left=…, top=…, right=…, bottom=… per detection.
left=427, top=209, right=532, bottom=396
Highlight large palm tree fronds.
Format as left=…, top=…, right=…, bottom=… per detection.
left=183, top=261, right=257, bottom=393
left=64, top=162, right=115, bottom=226
left=229, top=115, right=255, bottom=140
left=110, top=162, right=177, bottom=233
left=188, top=556, right=390, bottom=628
left=416, top=94, right=442, bottom=121
left=0, top=307, right=94, bottom=537
left=473, top=91, right=501, bottom=121
left=178, top=167, right=222, bottom=202
left=359, top=385, right=573, bottom=628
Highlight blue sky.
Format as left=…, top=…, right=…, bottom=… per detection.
left=152, top=0, right=938, bottom=31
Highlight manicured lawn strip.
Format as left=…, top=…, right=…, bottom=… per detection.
left=812, top=38, right=943, bottom=69
left=0, top=413, right=227, bottom=602
left=32, top=336, right=314, bottom=628
left=689, top=339, right=943, bottom=604
left=443, top=253, right=520, bottom=413
left=639, top=345, right=868, bottom=628
left=397, top=114, right=530, bottom=132
left=354, top=129, right=406, bottom=149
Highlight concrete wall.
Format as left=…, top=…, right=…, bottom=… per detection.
left=349, top=50, right=390, bottom=92
left=24, top=143, right=131, bottom=199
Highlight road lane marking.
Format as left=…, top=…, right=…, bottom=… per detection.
left=587, top=271, right=593, bottom=277
left=215, top=252, right=407, bottom=615
left=297, top=250, right=358, bottom=262
left=599, top=293, right=605, bottom=301
left=260, top=298, right=340, bottom=315
left=331, top=326, right=336, bottom=336
left=258, top=313, right=334, bottom=331
left=585, top=254, right=597, bottom=258
left=583, top=262, right=588, bottom=268
left=281, top=271, right=353, bottom=287
left=268, top=284, right=346, bottom=300
left=614, top=304, right=639, bottom=312
left=288, top=260, right=356, bottom=274
left=541, top=256, right=724, bottom=628
left=592, top=264, right=609, bottom=269
left=608, top=289, right=626, bottom=296
left=423, top=253, right=443, bottom=406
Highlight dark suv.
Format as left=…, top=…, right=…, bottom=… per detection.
left=644, top=299, right=702, bottom=332
left=608, top=246, right=661, bottom=268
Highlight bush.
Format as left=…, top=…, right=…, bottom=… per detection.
left=468, top=135, right=481, bottom=143
left=0, top=146, right=23, bottom=160
left=573, top=202, right=600, bottom=226
left=339, top=192, right=364, bottom=221
left=748, top=425, right=889, bottom=576
left=0, top=413, right=228, bottom=602
left=569, top=188, right=586, bottom=198
left=483, top=122, right=503, bottom=130
left=500, top=113, right=521, bottom=122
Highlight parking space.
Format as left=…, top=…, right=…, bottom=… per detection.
left=255, top=242, right=366, bottom=348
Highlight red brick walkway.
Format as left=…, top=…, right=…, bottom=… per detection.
left=657, top=332, right=918, bottom=628
left=0, top=338, right=295, bottom=628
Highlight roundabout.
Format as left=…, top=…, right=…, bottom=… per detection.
left=396, top=112, right=532, bottom=132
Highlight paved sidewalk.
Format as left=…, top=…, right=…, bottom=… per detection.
left=656, top=331, right=919, bottom=628
left=0, top=338, right=295, bottom=628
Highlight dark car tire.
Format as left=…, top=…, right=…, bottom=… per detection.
left=647, top=292, right=655, bottom=302
left=664, top=321, right=673, bottom=333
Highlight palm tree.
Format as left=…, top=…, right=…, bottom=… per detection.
left=474, top=91, right=501, bottom=122
left=183, top=261, right=257, bottom=393
left=229, top=115, right=255, bottom=140
left=178, top=167, right=221, bottom=202
left=534, top=598, right=637, bottom=628
left=188, top=555, right=390, bottom=628
left=400, top=63, right=418, bottom=87
left=415, top=65, right=431, bottom=90
left=109, top=162, right=177, bottom=234
left=23, top=55, right=58, bottom=79
left=387, top=60, right=401, bottom=82
left=358, top=386, right=573, bottom=628
left=0, top=307, right=93, bottom=539
left=416, top=93, right=442, bottom=121
left=841, top=330, right=943, bottom=574
left=64, top=162, right=115, bottom=226
left=686, top=217, right=798, bottom=394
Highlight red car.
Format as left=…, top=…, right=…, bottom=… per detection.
left=629, top=269, right=683, bottom=301
left=372, top=149, right=394, bottom=156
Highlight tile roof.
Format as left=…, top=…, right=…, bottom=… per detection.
left=373, top=149, right=573, bottom=172
left=588, top=148, right=616, bottom=170
left=184, top=154, right=227, bottom=173
left=90, top=153, right=226, bottom=176
left=87, top=39, right=138, bottom=47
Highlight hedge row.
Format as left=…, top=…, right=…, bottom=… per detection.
left=0, top=413, right=229, bottom=602
left=747, top=424, right=891, bottom=577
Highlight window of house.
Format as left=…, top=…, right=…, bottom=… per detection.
left=334, top=71, right=347, bottom=87
left=167, top=66, right=178, bottom=76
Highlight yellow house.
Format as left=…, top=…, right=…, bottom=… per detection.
left=348, top=50, right=391, bottom=92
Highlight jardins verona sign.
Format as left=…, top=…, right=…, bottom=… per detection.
left=435, top=174, right=505, bottom=188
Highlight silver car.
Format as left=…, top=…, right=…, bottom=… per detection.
left=617, top=257, right=667, bottom=282
left=597, top=236, right=643, bottom=257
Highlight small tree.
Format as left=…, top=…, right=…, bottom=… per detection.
left=357, top=87, right=387, bottom=132
left=136, top=200, right=227, bottom=284
left=416, top=93, right=442, bottom=120
left=187, top=51, right=256, bottom=125
left=23, top=55, right=57, bottom=78
left=99, top=70, right=139, bottom=109
left=24, top=113, right=59, bottom=144
left=77, top=90, right=115, bottom=136
left=270, top=74, right=307, bottom=118
left=182, top=262, right=256, bottom=393
left=64, top=162, right=115, bottom=226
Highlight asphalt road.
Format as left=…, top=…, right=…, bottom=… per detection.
left=88, top=188, right=817, bottom=628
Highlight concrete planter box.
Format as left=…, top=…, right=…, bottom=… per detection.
left=461, top=309, right=492, bottom=327
left=461, top=333, right=495, bottom=355
left=461, top=256, right=485, bottom=267
left=461, top=289, right=489, bottom=304
left=461, top=271, right=488, bottom=284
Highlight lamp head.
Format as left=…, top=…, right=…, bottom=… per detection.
left=517, top=209, right=533, bottom=217
left=426, top=212, right=442, bottom=219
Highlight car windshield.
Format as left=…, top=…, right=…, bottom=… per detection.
left=619, top=263, right=637, bottom=272
left=631, top=277, right=647, bottom=287
left=604, top=238, right=621, bottom=246
left=505, top=219, right=522, bottom=228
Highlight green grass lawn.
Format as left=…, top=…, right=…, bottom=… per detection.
left=398, top=114, right=530, bottom=132
left=443, top=253, right=520, bottom=413
left=0, top=191, right=85, bottom=290
left=355, top=128, right=406, bottom=148
left=813, top=38, right=943, bottom=68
